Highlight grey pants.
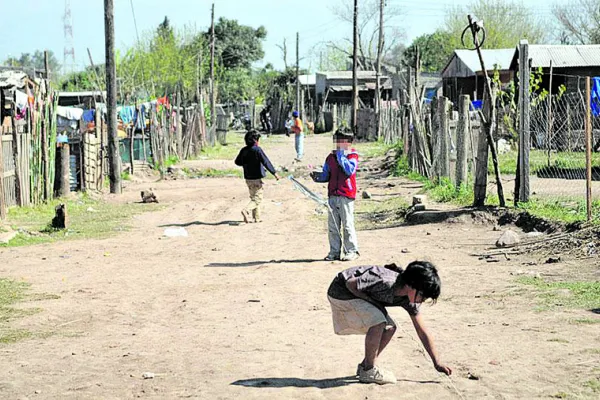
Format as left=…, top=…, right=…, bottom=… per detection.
left=328, top=196, right=359, bottom=257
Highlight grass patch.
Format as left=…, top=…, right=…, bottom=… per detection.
left=0, top=279, right=58, bottom=344
left=585, top=379, right=600, bottom=393
left=183, top=168, right=243, bottom=178
left=517, top=198, right=600, bottom=224
left=517, top=276, right=600, bottom=311
left=356, top=140, right=394, bottom=159
left=356, top=196, right=410, bottom=230
left=570, top=318, right=600, bottom=325
left=493, top=149, right=600, bottom=176
left=2, top=194, right=161, bottom=247
left=547, top=338, right=570, bottom=343
left=198, top=132, right=245, bottom=160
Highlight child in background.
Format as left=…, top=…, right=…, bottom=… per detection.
left=291, top=110, right=304, bottom=161
left=234, top=130, right=280, bottom=223
left=310, top=129, right=359, bottom=261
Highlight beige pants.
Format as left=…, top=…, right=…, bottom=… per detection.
left=328, top=295, right=395, bottom=335
left=244, top=179, right=264, bottom=221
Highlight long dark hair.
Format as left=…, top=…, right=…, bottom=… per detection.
left=395, top=261, right=441, bottom=303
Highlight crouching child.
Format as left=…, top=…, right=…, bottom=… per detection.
left=327, top=261, right=452, bottom=384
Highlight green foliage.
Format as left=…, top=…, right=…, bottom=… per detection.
left=516, top=198, right=600, bottom=224
left=585, top=379, right=600, bottom=393
left=211, top=18, right=267, bottom=70
left=444, top=0, right=546, bottom=50
left=403, top=30, right=455, bottom=72
left=517, top=276, right=600, bottom=311
left=3, top=50, right=61, bottom=76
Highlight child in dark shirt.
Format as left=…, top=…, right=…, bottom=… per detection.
left=234, top=130, right=280, bottom=223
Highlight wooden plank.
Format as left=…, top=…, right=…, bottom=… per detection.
left=456, top=95, right=470, bottom=188
left=0, top=134, right=6, bottom=220
left=10, top=107, right=23, bottom=207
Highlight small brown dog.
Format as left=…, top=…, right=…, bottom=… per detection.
left=306, top=121, right=315, bottom=134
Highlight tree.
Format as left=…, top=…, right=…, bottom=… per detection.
left=210, top=18, right=267, bottom=69
left=403, top=31, right=455, bottom=72
left=553, top=0, right=600, bottom=44
left=329, top=0, right=405, bottom=70
left=444, top=0, right=546, bottom=50
left=4, top=50, right=61, bottom=75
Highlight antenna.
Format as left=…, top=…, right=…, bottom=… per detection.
left=63, top=0, right=75, bottom=75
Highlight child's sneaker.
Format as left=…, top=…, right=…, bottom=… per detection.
left=359, top=366, right=396, bottom=385
left=241, top=210, right=251, bottom=224
left=356, top=363, right=364, bottom=376
left=342, top=252, right=360, bottom=262
left=324, top=254, right=339, bottom=261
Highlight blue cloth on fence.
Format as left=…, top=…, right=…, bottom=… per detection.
left=591, top=77, right=600, bottom=117
left=119, top=106, right=135, bottom=124
left=82, top=109, right=95, bottom=122
left=470, top=100, right=483, bottom=110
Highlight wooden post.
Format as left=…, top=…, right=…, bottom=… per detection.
left=57, top=144, right=71, bottom=197
left=210, top=3, right=216, bottom=130
left=456, top=94, right=470, bottom=188
left=517, top=40, right=531, bottom=204
left=0, top=136, right=6, bottom=220
left=547, top=60, right=553, bottom=167
left=439, top=97, right=450, bottom=178
left=129, top=126, right=135, bottom=176
left=296, top=32, right=300, bottom=116
left=586, top=77, right=593, bottom=221
left=351, top=0, right=359, bottom=132
left=42, top=98, right=49, bottom=202
left=375, top=0, right=384, bottom=139
left=10, top=103, right=22, bottom=207
left=104, top=0, right=121, bottom=194
left=474, top=91, right=491, bottom=206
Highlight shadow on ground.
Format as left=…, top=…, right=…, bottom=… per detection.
left=159, top=221, right=242, bottom=227
left=231, top=376, right=441, bottom=389
left=206, top=259, right=324, bottom=268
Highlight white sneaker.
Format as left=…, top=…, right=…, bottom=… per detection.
left=359, top=366, right=397, bottom=385
left=342, top=252, right=360, bottom=262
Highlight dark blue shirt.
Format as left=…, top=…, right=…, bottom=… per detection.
left=235, top=144, right=277, bottom=180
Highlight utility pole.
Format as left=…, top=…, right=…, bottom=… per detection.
left=375, top=0, right=384, bottom=139
left=210, top=3, right=216, bottom=129
left=104, top=0, right=121, bottom=194
left=352, top=0, right=359, bottom=132
left=296, top=32, right=300, bottom=116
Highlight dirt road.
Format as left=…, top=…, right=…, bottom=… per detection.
left=1, top=134, right=598, bottom=399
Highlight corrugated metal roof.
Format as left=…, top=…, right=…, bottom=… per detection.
left=321, top=70, right=380, bottom=80
left=298, top=74, right=316, bottom=86
left=0, top=70, right=27, bottom=89
left=442, top=49, right=514, bottom=78
left=526, top=45, right=600, bottom=68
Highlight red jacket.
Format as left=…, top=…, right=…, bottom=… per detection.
left=325, top=150, right=359, bottom=199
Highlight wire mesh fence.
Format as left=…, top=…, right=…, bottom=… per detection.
left=526, top=89, right=600, bottom=205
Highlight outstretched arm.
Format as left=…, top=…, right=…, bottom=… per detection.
left=410, top=313, right=452, bottom=375
left=310, top=162, right=330, bottom=183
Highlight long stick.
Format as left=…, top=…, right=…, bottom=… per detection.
left=586, top=77, right=593, bottom=222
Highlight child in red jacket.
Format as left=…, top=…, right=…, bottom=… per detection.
left=310, top=129, right=359, bottom=261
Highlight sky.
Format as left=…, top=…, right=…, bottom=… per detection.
left=0, top=0, right=559, bottom=74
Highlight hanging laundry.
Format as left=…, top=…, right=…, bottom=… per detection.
left=135, top=105, right=146, bottom=130
left=56, top=106, right=84, bottom=121
left=591, top=77, right=600, bottom=117
left=82, top=109, right=96, bottom=123
left=119, top=106, right=135, bottom=124
left=14, top=90, right=28, bottom=110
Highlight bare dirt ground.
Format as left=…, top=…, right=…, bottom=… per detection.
left=1, top=134, right=599, bottom=399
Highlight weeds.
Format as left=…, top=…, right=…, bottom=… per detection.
left=517, top=276, right=600, bottom=311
